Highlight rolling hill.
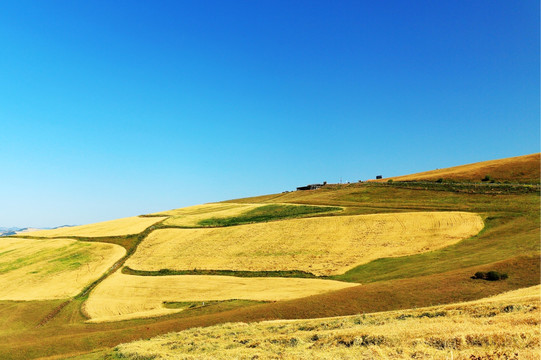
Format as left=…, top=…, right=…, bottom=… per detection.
left=0, top=154, right=538, bottom=359
left=381, top=153, right=540, bottom=183
left=114, top=285, right=541, bottom=360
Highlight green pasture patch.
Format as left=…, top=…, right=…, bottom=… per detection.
left=46, top=251, right=92, bottom=273
left=0, top=243, right=94, bottom=275
left=228, top=183, right=539, bottom=283
left=197, top=204, right=342, bottom=227
left=1, top=166, right=539, bottom=360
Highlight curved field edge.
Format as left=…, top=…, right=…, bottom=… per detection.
left=0, top=254, right=538, bottom=360
left=111, top=285, right=540, bottom=360
left=10, top=184, right=537, bottom=285
left=332, top=212, right=537, bottom=283
left=83, top=273, right=358, bottom=323
left=0, top=238, right=126, bottom=300
left=16, top=216, right=167, bottom=238
left=196, top=204, right=343, bottom=227
left=224, top=184, right=540, bottom=282
left=126, top=212, right=484, bottom=276
left=0, top=161, right=538, bottom=359
left=153, top=203, right=343, bottom=228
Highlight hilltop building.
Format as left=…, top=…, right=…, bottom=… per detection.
left=296, top=182, right=326, bottom=191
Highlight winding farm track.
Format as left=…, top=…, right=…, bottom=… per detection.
left=27, top=209, right=484, bottom=324
left=2, top=153, right=538, bottom=359
left=0, top=189, right=538, bottom=359
left=29, top=220, right=166, bottom=325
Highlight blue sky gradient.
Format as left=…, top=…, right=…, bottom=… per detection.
left=0, top=1, right=539, bottom=227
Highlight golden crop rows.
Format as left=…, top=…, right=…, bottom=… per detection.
left=83, top=272, right=357, bottom=322
left=22, top=216, right=167, bottom=238
left=126, top=212, right=484, bottom=276
left=0, top=238, right=125, bottom=300
left=158, top=203, right=262, bottom=227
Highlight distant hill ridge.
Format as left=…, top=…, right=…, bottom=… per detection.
left=0, top=225, right=74, bottom=237
left=381, top=153, right=540, bottom=183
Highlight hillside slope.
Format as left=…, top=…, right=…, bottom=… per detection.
left=382, top=153, right=540, bottom=183
left=114, top=285, right=541, bottom=360
left=0, top=154, right=539, bottom=360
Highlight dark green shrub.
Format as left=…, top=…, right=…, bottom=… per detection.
left=486, top=271, right=501, bottom=281
left=387, top=179, right=394, bottom=183
left=472, top=271, right=508, bottom=281
left=436, top=178, right=444, bottom=183
left=419, top=311, right=446, bottom=318
left=473, top=271, right=486, bottom=279
left=482, top=175, right=493, bottom=182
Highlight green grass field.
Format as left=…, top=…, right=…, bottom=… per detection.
left=0, top=155, right=538, bottom=359
left=197, top=204, right=342, bottom=227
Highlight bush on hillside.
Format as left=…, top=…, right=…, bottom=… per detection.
left=471, top=271, right=508, bottom=281
left=482, top=175, right=494, bottom=182
left=473, top=271, right=485, bottom=279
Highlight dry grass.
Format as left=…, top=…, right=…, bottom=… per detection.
left=83, top=272, right=357, bottom=323
left=383, top=153, right=540, bottom=183
left=0, top=155, right=536, bottom=360
left=152, top=202, right=251, bottom=216
left=114, top=285, right=540, bottom=360
left=1, top=256, right=537, bottom=360
left=20, top=216, right=167, bottom=238
left=158, top=203, right=262, bottom=227
left=126, top=212, right=483, bottom=276
left=0, top=238, right=125, bottom=300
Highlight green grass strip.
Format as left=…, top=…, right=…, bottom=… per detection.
left=197, top=204, right=342, bottom=227
left=163, top=299, right=269, bottom=309
left=122, top=266, right=320, bottom=278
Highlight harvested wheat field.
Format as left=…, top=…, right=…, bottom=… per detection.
left=83, top=272, right=357, bottom=322
left=20, top=216, right=167, bottom=238
left=114, top=285, right=541, bottom=360
left=384, top=153, right=540, bottom=183
left=0, top=238, right=125, bottom=300
left=152, top=202, right=259, bottom=217
left=126, top=212, right=484, bottom=276
left=157, top=203, right=263, bottom=227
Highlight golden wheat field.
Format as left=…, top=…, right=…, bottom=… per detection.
left=0, top=238, right=125, bottom=300
left=126, top=212, right=484, bottom=276
left=83, top=272, right=357, bottom=322
left=21, top=216, right=167, bottom=238
left=152, top=202, right=250, bottom=216
left=114, top=285, right=541, bottom=360
left=384, top=153, right=540, bottom=183
left=158, top=203, right=263, bottom=227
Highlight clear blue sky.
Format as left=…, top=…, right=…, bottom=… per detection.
left=0, top=1, right=539, bottom=228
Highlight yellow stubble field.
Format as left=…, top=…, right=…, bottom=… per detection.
left=155, top=203, right=263, bottom=227
left=20, top=216, right=167, bottom=238
left=0, top=238, right=125, bottom=300
left=83, top=272, right=357, bottom=322
left=114, top=285, right=541, bottom=360
left=126, top=212, right=484, bottom=276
